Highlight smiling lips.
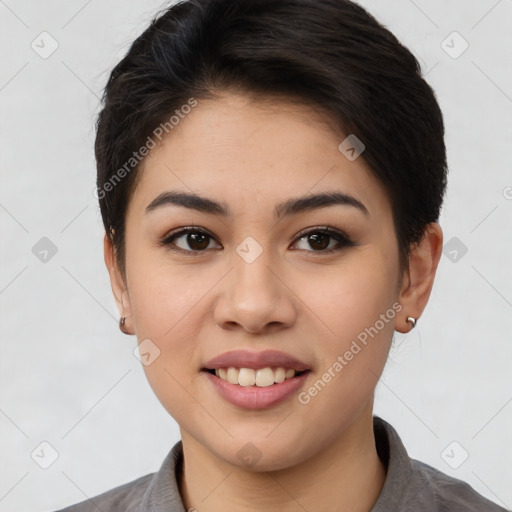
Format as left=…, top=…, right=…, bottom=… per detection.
left=202, top=349, right=311, bottom=407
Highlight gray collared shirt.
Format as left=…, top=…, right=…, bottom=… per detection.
left=54, top=416, right=508, bottom=511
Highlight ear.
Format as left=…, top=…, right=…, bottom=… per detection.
left=103, top=232, right=134, bottom=335
left=396, top=222, right=443, bottom=333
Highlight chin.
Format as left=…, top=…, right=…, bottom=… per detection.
left=205, top=433, right=313, bottom=472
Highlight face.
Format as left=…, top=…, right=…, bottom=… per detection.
left=110, top=91, right=406, bottom=470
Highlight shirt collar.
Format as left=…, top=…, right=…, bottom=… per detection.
left=142, top=436, right=186, bottom=512
left=370, top=416, right=414, bottom=511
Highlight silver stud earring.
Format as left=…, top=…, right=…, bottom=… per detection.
left=406, top=316, right=417, bottom=330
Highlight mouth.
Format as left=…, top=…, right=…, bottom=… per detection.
left=201, top=349, right=312, bottom=408
left=201, top=366, right=311, bottom=410
left=201, top=367, right=311, bottom=387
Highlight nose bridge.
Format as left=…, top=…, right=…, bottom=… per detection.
left=232, top=234, right=280, bottom=304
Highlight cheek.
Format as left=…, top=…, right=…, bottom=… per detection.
left=291, top=274, right=397, bottom=439
left=300, top=247, right=399, bottom=343
left=128, top=266, right=210, bottom=360
left=127, top=262, right=213, bottom=420
left=126, top=239, right=208, bottom=334
left=294, top=246, right=399, bottom=404
left=124, top=245, right=236, bottom=364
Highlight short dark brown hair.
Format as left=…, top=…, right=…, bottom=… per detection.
left=95, top=0, right=447, bottom=277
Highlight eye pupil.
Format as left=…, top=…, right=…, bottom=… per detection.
left=188, top=232, right=209, bottom=250
left=308, top=233, right=330, bottom=250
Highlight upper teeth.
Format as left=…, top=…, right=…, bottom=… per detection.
left=214, top=367, right=297, bottom=387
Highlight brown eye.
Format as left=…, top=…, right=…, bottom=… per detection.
left=305, top=232, right=331, bottom=251
left=182, top=232, right=211, bottom=251
left=292, top=227, right=354, bottom=253
left=160, top=227, right=220, bottom=253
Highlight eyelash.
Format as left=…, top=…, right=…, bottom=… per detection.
left=159, top=225, right=355, bottom=255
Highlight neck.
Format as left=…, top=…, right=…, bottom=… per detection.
left=178, top=406, right=387, bottom=512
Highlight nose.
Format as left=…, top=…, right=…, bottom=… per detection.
left=213, top=246, right=297, bottom=335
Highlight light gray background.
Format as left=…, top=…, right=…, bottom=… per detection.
left=1, top=1, right=511, bottom=510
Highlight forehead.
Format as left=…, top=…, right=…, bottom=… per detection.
left=127, top=92, right=392, bottom=221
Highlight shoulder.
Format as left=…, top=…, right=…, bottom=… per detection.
left=51, top=440, right=185, bottom=512
left=409, top=458, right=508, bottom=512
left=53, top=472, right=154, bottom=512
left=372, top=416, right=508, bottom=512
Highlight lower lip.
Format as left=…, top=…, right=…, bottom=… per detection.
left=203, top=371, right=310, bottom=410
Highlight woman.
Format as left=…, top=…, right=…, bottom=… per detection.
left=57, top=0, right=507, bottom=510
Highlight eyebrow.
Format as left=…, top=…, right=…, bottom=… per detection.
left=145, top=190, right=369, bottom=219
